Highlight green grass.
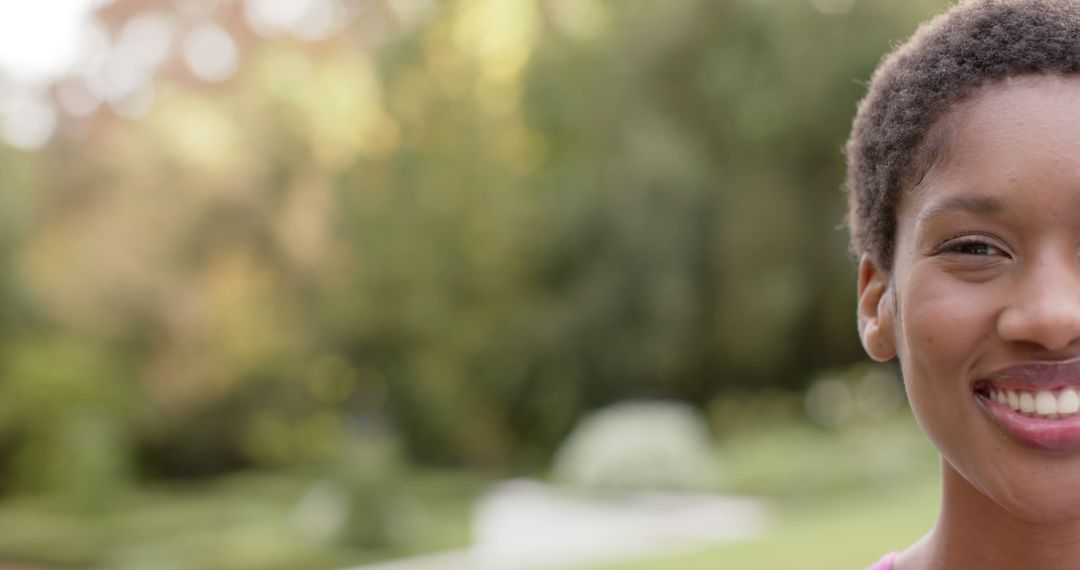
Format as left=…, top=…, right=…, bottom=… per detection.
left=0, top=468, right=484, bottom=570
left=580, top=414, right=942, bottom=570
left=0, top=413, right=942, bottom=570
left=579, top=472, right=938, bottom=570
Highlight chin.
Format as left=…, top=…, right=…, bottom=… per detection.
left=976, top=462, right=1080, bottom=525
left=999, top=495, right=1080, bottom=525
left=934, top=424, right=1080, bottom=525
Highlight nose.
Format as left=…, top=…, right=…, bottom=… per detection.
left=997, top=255, right=1080, bottom=351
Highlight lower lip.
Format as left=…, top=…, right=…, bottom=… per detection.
left=978, top=394, right=1080, bottom=452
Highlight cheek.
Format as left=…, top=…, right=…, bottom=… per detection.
left=896, top=274, right=1002, bottom=445
left=898, top=274, right=998, bottom=368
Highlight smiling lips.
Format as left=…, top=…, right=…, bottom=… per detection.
left=976, top=359, right=1080, bottom=451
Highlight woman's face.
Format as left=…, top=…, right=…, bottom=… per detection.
left=859, top=75, right=1080, bottom=523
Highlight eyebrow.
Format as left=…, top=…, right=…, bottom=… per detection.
left=916, top=195, right=1004, bottom=226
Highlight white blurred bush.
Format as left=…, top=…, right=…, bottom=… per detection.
left=552, top=400, right=718, bottom=493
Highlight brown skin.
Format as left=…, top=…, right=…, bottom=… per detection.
left=858, top=74, right=1080, bottom=570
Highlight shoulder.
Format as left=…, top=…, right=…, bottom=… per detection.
left=865, top=552, right=899, bottom=570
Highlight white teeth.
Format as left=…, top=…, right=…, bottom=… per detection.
left=1020, top=392, right=1036, bottom=414
left=1036, top=391, right=1058, bottom=415
left=1061, top=389, right=1080, bottom=415
left=992, top=388, right=1080, bottom=418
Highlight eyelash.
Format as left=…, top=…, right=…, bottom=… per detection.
left=938, top=237, right=1008, bottom=257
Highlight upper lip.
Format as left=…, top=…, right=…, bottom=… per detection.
left=979, top=358, right=1080, bottom=391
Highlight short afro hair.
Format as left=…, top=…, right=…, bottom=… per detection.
left=845, top=0, right=1080, bottom=269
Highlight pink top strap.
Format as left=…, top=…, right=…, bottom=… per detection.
left=867, top=552, right=898, bottom=570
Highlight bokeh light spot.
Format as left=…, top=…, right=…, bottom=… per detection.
left=71, top=18, right=111, bottom=76
left=182, top=23, right=239, bottom=83
left=117, top=12, right=176, bottom=71
left=0, top=92, right=57, bottom=149
left=244, top=0, right=346, bottom=39
left=0, top=0, right=112, bottom=85
left=56, top=76, right=101, bottom=117
left=293, top=0, right=347, bottom=41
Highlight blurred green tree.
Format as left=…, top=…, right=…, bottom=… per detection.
left=0, top=0, right=947, bottom=488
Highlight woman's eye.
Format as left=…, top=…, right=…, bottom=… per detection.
left=942, top=239, right=1005, bottom=257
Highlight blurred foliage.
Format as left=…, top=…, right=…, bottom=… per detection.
left=0, top=0, right=948, bottom=533
left=0, top=1, right=956, bottom=565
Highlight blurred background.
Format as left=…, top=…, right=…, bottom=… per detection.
left=0, top=0, right=947, bottom=569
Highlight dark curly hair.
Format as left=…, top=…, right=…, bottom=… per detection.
left=845, top=0, right=1080, bottom=269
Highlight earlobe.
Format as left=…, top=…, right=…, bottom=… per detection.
left=857, top=254, right=897, bottom=362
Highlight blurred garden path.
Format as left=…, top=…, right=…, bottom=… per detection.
left=347, top=480, right=771, bottom=570
left=346, top=550, right=472, bottom=570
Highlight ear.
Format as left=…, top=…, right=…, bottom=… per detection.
left=857, top=254, right=897, bottom=362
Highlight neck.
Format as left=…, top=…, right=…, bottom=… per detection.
left=902, top=460, right=1080, bottom=570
